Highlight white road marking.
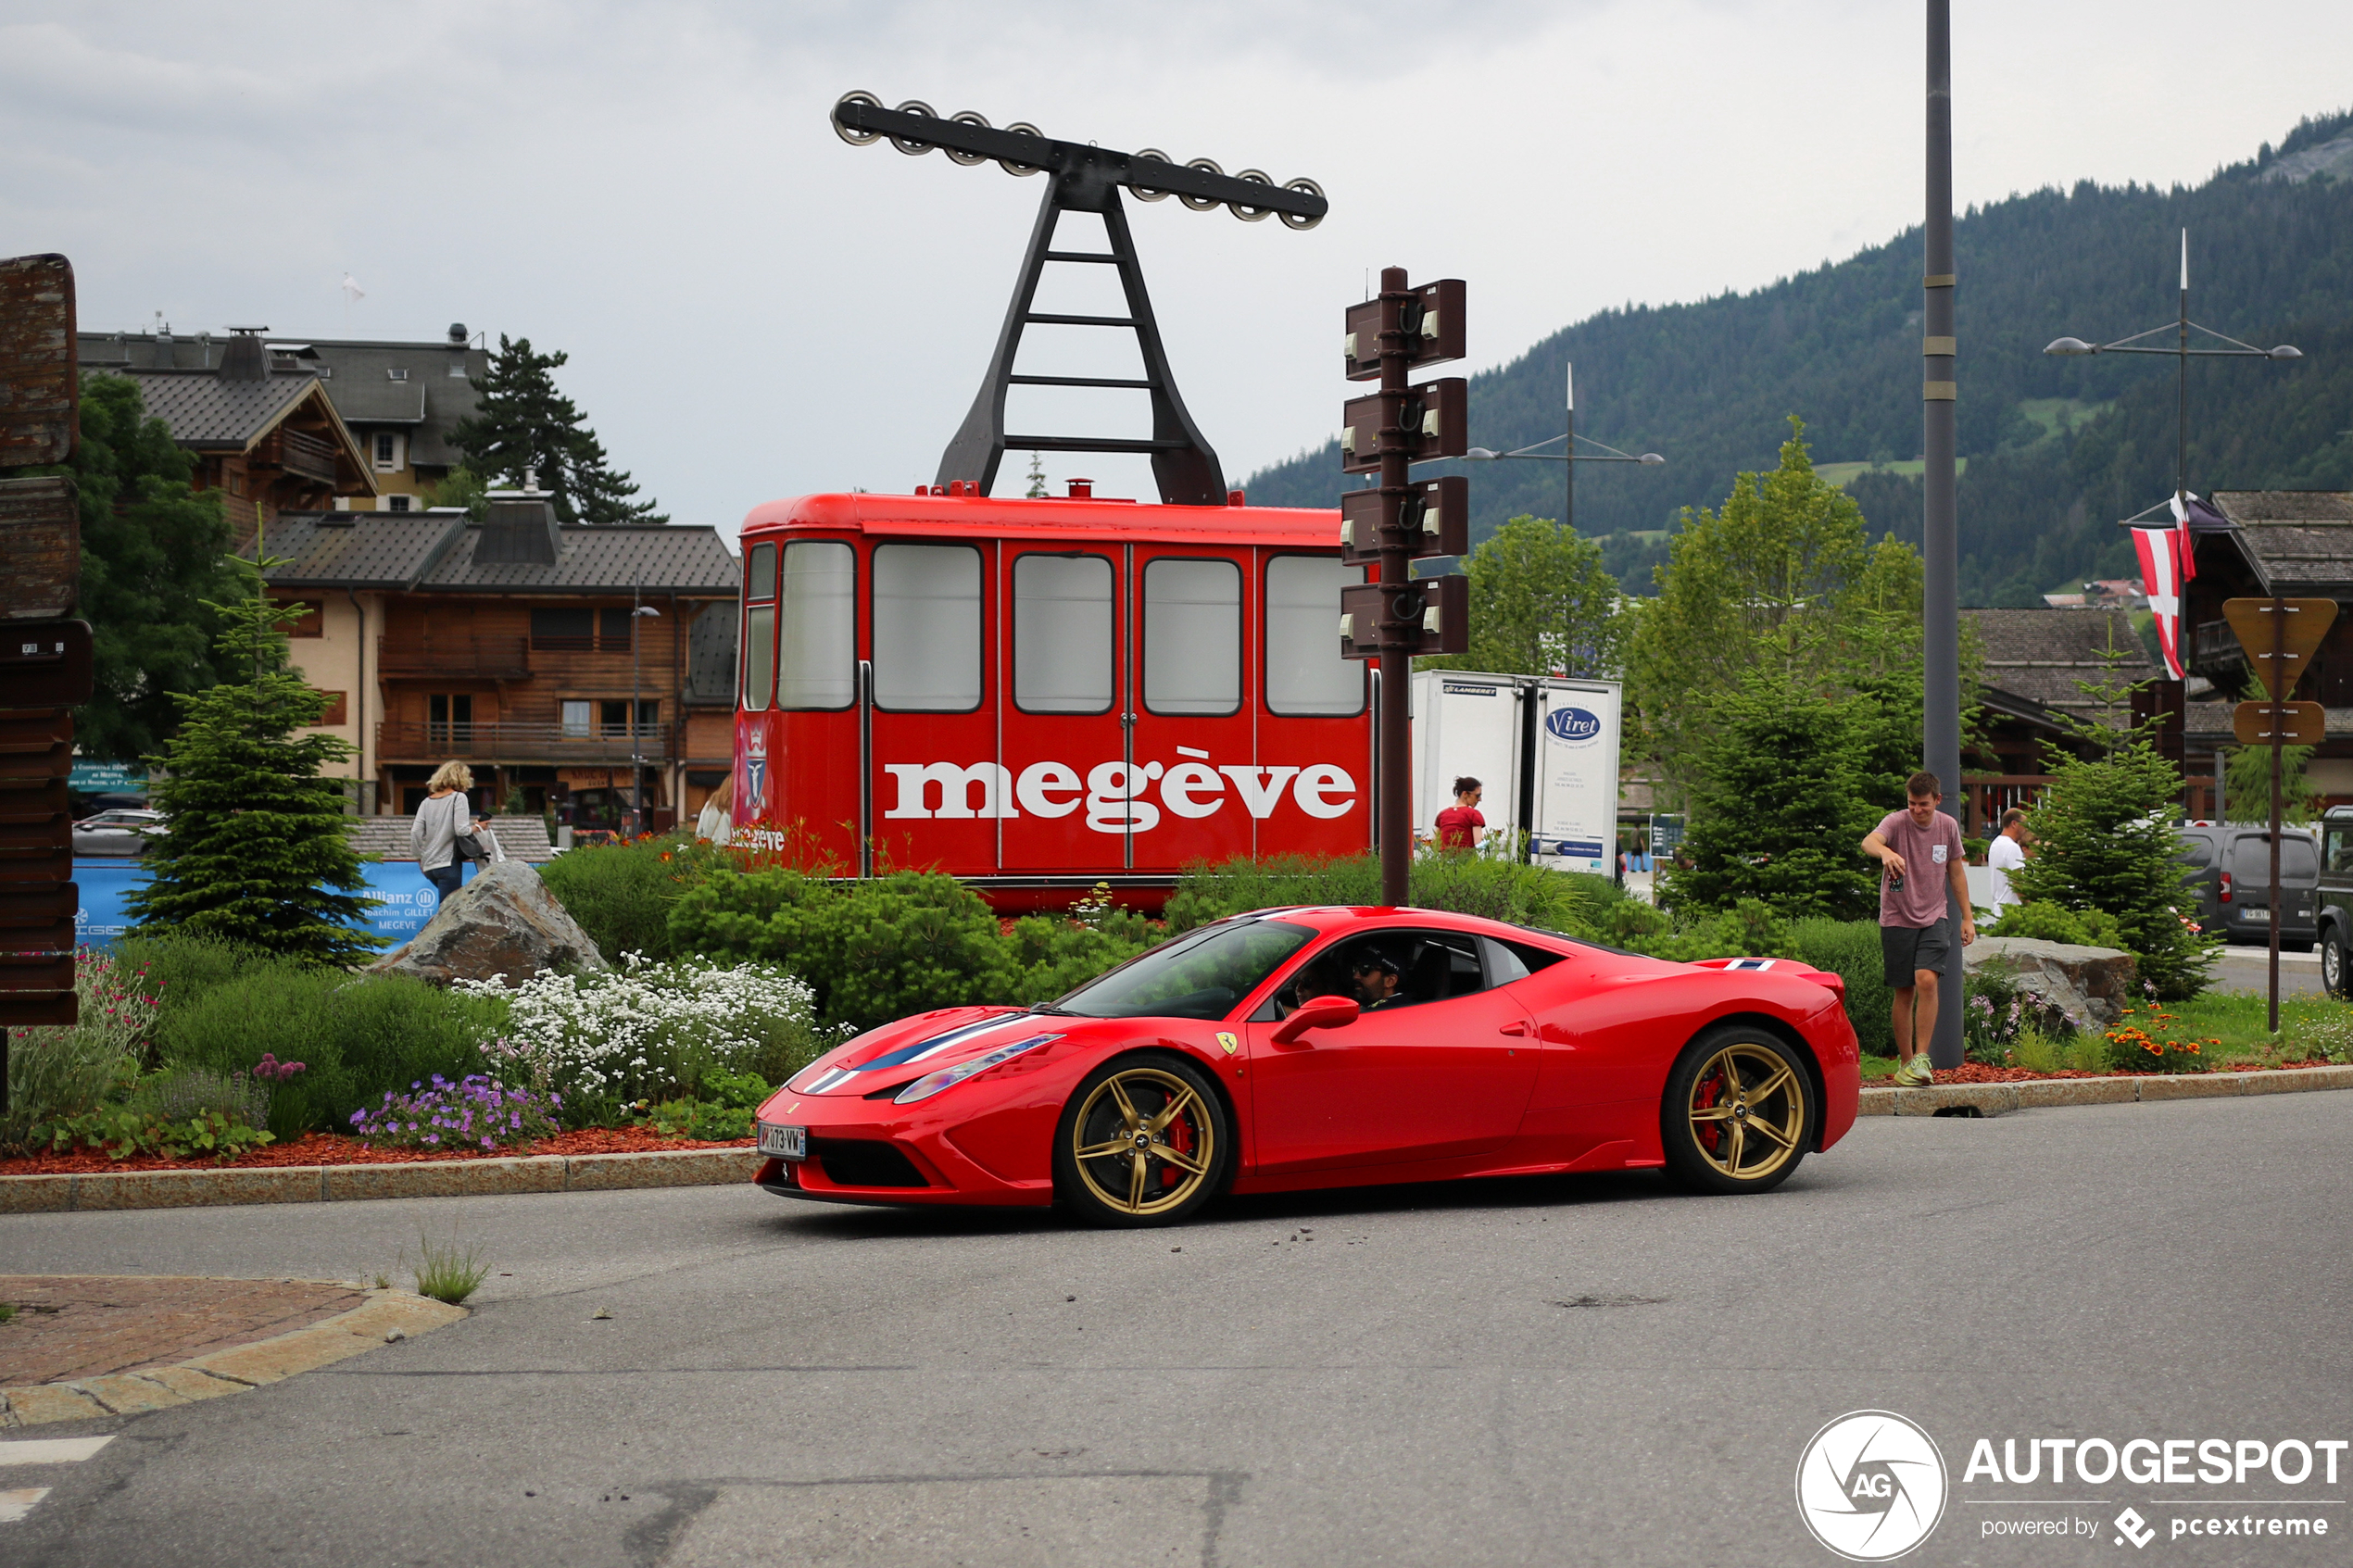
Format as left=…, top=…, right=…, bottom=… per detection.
left=0, top=1489, right=52, bottom=1523
left=0, top=1437, right=114, bottom=1466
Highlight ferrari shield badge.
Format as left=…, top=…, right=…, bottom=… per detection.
left=1216, top=1032, right=1239, bottom=1055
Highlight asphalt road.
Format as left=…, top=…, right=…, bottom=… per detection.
left=6, top=1091, right=2349, bottom=1568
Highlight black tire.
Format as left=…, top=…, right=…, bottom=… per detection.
left=1052, top=1052, right=1232, bottom=1227
left=2324, top=927, right=2352, bottom=1000
left=1659, top=1025, right=1814, bottom=1196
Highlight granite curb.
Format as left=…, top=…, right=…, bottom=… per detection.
left=0, top=1148, right=763, bottom=1216
left=1856, top=1062, right=2353, bottom=1118
left=0, top=1286, right=468, bottom=1428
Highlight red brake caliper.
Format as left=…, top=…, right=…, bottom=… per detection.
left=1693, top=1072, right=1723, bottom=1154
left=1164, top=1099, right=1195, bottom=1186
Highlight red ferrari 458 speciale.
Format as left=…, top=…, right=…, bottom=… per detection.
left=750, top=905, right=1861, bottom=1225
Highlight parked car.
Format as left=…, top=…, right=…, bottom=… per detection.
left=71, top=808, right=167, bottom=857
left=2178, top=822, right=2320, bottom=954
left=750, top=905, right=1861, bottom=1224
left=2314, top=808, right=2353, bottom=997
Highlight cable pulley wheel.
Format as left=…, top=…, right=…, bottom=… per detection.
left=832, top=91, right=883, bottom=146
left=1177, top=158, right=1224, bottom=210
left=944, top=110, right=992, bottom=164
left=888, top=100, right=938, bottom=155
left=999, top=121, right=1046, bottom=175
left=1278, top=177, right=1326, bottom=231
left=1227, top=169, right=1275, bottom=220
left=1129, top=147, right=1174, bottom=201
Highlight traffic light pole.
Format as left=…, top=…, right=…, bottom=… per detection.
left=1378, top=265, right=1415, bottom=908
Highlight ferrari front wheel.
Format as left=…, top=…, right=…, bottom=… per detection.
left=1053, top=1054, right=1230, bottom=1227
left=1660, top=1027, right=1813, bottom=1195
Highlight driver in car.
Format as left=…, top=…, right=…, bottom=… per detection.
left=1348, top=947, right=1409, bottom=1011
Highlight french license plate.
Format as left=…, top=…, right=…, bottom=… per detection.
left=758, top=1123, right=807, bottom=1160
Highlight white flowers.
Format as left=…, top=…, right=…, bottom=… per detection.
left=454, top=952, right=824, bottom=1104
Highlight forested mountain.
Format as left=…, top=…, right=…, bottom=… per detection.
left=1244, top=110, right=2353, bottom=605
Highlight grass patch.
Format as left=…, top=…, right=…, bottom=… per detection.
left=411, top=1233, right=490, bottom=1306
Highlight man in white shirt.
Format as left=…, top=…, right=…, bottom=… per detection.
left=1986, top=808, right=2031, bottom=911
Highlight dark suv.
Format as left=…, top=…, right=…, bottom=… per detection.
left=2315, top=808, right=2353, bottom=997
left=2178, top=822, right=2320, bottom=955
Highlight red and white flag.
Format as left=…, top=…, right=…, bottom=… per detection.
left=2134, top=526, right=2185, bottom=679
left=2169, top=490, right=2199, bottom=586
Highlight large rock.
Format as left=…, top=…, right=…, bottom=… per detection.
left=1964, top=936, right=2138, bottom=1034
left=367, top=859, right=607, bottom=987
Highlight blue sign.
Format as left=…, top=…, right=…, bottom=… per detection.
left=71, top=859, right=480, bottom=951
left=69, top=761, right=145, bottom=795
left=1544, top=706, right=1603, bottom=744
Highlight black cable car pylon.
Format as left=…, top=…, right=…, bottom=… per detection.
left=832, top=93, right=1327, bottom=506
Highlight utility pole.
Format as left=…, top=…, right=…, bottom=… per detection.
left=1564, top=361, right=1575, bottom=535
left=1339, top=271, right=1470, bottom=905
left=1921, top=0, right=1966, bottom=1071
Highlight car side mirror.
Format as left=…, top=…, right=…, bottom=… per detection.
left=1270, top=994, right=1361, bottom=1046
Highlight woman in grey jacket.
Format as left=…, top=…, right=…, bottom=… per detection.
left=412, top=760, right=487, bottom=903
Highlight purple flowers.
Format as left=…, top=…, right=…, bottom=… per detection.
left=252, top=1054, right=307, bottom=1083
left=348, top=1074, right=560, bottom=1151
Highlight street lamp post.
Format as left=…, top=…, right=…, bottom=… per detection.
left=1464, top=359, right=1666, bottom=529
left=629, top=587, right=661, bottom=838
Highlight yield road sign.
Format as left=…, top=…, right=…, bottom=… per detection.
left=2222, top=596, right=2338, bottom=699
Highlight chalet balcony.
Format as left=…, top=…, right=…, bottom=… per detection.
left=378, top=633, right=533, bottom=680
left=377, top=721, right=673, bottom=764
left=2191, top=619, right=2245, bottom=678
left=266, top=427, right=340, bottom=485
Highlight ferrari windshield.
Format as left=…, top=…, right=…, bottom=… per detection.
left=1047, top=917, right=1315, bottom=1021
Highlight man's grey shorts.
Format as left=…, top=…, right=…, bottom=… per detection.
left=1881, top=917, right=1950, bottom=987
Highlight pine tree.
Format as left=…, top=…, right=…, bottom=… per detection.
left=450, top=335, right=666, bottom=526
left=129, top=564, right=384, bottom=964
left=1025, top=452, right=1049, bottom=498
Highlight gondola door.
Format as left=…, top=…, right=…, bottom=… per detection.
left=1000, top=544, right=1129, bottom=876
left=864, top=540, right=1000, bottom=877
left=1128, top=547, right=1258, bottom=872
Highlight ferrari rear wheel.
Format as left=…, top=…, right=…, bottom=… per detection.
left=1053, top=1054, right=1229, bottom=1227
left=1660, top=1028, right=1812, bottom=1195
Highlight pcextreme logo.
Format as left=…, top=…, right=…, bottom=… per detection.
left=1796, top=1411, right=1950, bottom=1562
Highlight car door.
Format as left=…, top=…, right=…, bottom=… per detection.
left=1243, top=927, right=1540, bottom=1173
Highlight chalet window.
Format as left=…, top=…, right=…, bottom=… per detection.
left=311, top=690, right=348, bottom=726
left=1266, top=556, right=1365, bottom=716
left=273, top=597, right=324, bottom=638
left=531, top=608, right=595, bottom=650
left=599, top=699, right=659, bottom=736
left=387, top=495, right=412, bottom=513
left=777, top=541, right=856, bottom=710
left=372, top=432, right=403, bottom=471
left=599, top=608, right=635, bottom=649
left=1143, top=558, right=1240, bottom=716
left=428, top=694, right=474, bottom=745
left=874, top=544, right=980, bottom=712
left=387, top=368, right=409, bottom=382
left=447, top=360, right=467, bottom=378
left=1013, top=554, right=1113, bottom=714
left=561, top=700, right=592, bottom=737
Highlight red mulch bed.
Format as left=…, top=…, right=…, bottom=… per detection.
left=1878, top=1059, right=2334, bottom=1085
left=1, top=1126, right=752, bottom=1177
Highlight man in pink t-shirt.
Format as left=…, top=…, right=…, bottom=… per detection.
left=1860, top=771, right=1977, bottom=1086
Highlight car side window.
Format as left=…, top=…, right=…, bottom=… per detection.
left=1480, top=936, right=1567, bottom=985
left=1264, top=930, right=1490, bottom=1019
left=2327, top=827, right=2353, bottom=876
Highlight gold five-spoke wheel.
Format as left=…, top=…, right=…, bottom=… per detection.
left=1662, top=1030, right=1813, bottom=1194
left=1066, top=1064, right=1217, bottom=1220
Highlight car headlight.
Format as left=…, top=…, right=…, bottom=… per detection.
left=893, top=1035, right=1057, bottom=1105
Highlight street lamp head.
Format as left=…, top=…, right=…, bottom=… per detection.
left=634, top=605, right=661, bottom=616
left=1638, top=453, right=1666, bottom=465
left=1464, top=447, right=1499, bottom=460
left=2043, top=336, right=2097, bottom=357
left=2270, top=345, right=2304, bottom=360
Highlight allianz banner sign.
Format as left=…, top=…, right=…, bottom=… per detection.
left=69, top=859, right=482, bottom=950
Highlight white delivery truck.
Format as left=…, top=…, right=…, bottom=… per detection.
left=1407, top=671, right=1624, bottom=876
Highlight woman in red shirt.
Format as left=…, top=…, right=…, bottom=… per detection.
left=1434, top=777, right=1485, bottom=852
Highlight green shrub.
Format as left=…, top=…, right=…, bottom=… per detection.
left=670, top=868, right=1018, bottom=1032
left=157, top=965, right=503, bottom=1132
left=1788, top=918, right=1894, bottom=1060
left=1163, top=851, right=1620, bottom=935
left=539, top=834, right=724, bottom=961
left=3, top=1027, right=136, bottom=1153
left=1003, top=915, right=1154, bottom=1006
left=1987, top=900, right=2127, bottom=950
left=114, top=930, right=274, bottom=1015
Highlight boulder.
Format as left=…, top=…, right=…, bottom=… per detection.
left=367, top=859, right=607, bottom=987
left=1963, top=936, right=2137, bottom=1034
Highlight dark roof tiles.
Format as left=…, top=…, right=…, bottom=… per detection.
left=247, top=512, right=737, bottom=595
left=1966, top=607, right=2156, bottom=720
left=120, top=369, right=319, bottom=448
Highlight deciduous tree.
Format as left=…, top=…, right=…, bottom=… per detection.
left=1420, top=514, right=1625, bottom=678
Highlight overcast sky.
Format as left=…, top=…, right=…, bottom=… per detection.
left=6, top=1, right=2349, bottom=545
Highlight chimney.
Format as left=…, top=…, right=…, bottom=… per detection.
left=477, top=489, right=560, bottom=565
left=219, top=326, right=269, bottom=382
